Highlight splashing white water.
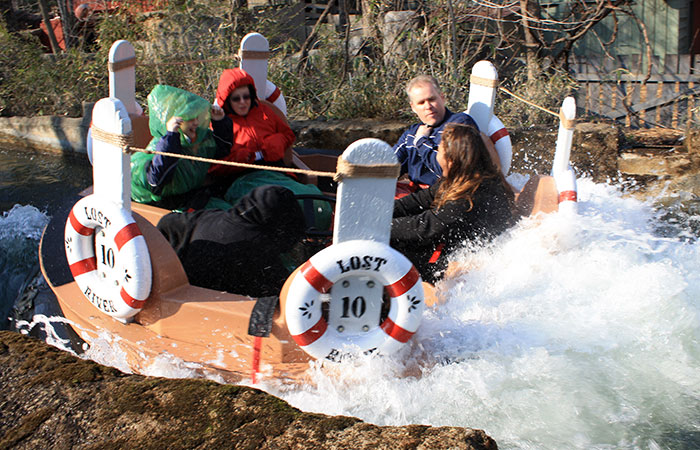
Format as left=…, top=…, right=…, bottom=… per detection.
left=0, top=205, right=49, bottom=241
left=262, top=177, right=700, bottom=449
left=1, top=205, right=50, bottom=322
left=12, top=177, right=700, bottom=449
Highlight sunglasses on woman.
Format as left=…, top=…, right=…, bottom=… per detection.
left=230, top=94, right=251, bottom=103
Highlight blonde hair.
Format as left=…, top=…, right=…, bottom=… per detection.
left=405, top=75, right=442, bottom=97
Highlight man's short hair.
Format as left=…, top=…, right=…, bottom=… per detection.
left=405, top=75, right=442, bottom=97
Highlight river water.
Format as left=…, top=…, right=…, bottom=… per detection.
left=2, top=146, right=699, bottom=449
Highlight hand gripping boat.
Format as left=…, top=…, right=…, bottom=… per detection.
left=40, top=38, right=579, bottom=383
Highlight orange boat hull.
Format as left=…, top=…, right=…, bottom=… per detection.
left=41, top=202, right=311, bottom=383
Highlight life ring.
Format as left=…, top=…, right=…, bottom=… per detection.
left=64, top=195, right=152, bottom=320
left=283, top=240, right=425, bottom=360
left=487, top=115, right=512, bottom=176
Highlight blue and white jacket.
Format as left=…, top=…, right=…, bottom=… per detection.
left=392, top=109, right=478, bottom=186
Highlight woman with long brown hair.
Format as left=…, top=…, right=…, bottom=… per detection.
left=391, top=123, right=514, bottom=283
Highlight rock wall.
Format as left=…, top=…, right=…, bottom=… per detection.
left=0, top=331, right=497, bottom=449
left=0, top=115, right=90, bottom=155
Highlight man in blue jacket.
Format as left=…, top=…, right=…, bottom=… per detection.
left=393, top=75, right=478, bottom=187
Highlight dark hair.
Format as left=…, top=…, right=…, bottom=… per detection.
left=225, top=84, right=258, bottom=115
left=433, top=123, right=510, bottom=210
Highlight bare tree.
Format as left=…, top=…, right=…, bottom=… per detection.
left=467, top=0, right=641, bottom=80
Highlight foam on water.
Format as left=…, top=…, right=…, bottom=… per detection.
left=262, top=177, right=700, bottom=449
left=0, top=205, right=49, bottom=325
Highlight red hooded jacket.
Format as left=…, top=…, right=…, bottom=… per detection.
left=210, top=68, right=295, bottom=178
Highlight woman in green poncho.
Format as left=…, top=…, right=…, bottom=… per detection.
left=130, top=85, right=230, bottom=210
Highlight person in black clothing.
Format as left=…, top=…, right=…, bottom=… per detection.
left=391, top=123, right=514, bottom=284
left=157, top=185, right=306, bottom=297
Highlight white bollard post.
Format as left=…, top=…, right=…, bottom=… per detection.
left=333, top=138, right=398, bottom=245
left=552, top=96, right=578, bottom=215
left=239, top=33, right=269, bottom=101
left=487, top=114, right=512, bottom=176
left=239, top=32, right=287, bottom=116
left=467, top=60, right=512, bottom=176
left=554, top=168, right=578, bottom=215
left=467, top=60, right=498, bottom=131
left=552, top=96, right=576, bottom=175
left=108, top=40, right=138, bottom=116
left=91, top=98, right=133, bottom=211
left=263, top=79, right=288, bottom=117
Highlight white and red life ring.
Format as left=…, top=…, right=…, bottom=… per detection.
left=283, top=240, right=425, bottom=360
left=64, top=195, right=152, bottom=320
left=487, top=114, right=512, bottom=176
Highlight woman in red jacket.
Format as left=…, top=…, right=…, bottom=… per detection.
left=210, top=68, right=295, bottom=183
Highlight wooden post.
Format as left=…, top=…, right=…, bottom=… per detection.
left=466, top=60, right=497, bottom=131
left=38, top=0, right=61, bottom=53
left=239, top=33, right=269, bottom=101
left=467, top=60, right=512, bottom=175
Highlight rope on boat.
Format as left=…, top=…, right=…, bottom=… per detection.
left=470, top=73, right=572, bottom=127
left=124, top=49, right=268, bottom=68
left=137, top=56, right=240, bottom=67
left=91, top=126, right=134, bottom=147
left=90, top=125, right=401, bottom=180
left=558, top=108, right=576, bottom=129
left=498, top=86, right=563, bottom=120
left=112, top=53, right=571, bottom=128
left=334, top=158, right=400, bottom=181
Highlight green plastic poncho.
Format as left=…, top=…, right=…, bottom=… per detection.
left=130, top=85, right=218, bottom=206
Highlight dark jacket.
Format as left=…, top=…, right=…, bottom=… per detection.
left=209, top=68, right=295, bottom=179
left=392, top=109, right=478, bottom=186
left=146, top=130, right=229, bottom=194
left=390, top=178, right=513, bottom=283
left=157, top=185, right=305, bottom=297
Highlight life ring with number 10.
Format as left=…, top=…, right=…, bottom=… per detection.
left=64, top=195, right=152, bottom=320
left=283, top=240, right=425, bottom=360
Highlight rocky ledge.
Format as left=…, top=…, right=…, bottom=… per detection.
left=0, top=331, right=497, bottom=450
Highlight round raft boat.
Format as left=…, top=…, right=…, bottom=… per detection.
left=39, top=38, right=579, bottom=383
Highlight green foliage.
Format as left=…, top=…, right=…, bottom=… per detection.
left=0, top=20, right=107, bottom=117
left=269, top=35, right=413, bottom=121
left=496, top=66, right=579, bottom=128
left=0, top=0, right=576, bottom=126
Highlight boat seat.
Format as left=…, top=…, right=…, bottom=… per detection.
left=129, top=113, right=152, bottom=150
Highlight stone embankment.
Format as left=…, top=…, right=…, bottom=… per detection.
left=0, top=113, right=698, bottom=199
left=0, top=331, right=497, bottom=450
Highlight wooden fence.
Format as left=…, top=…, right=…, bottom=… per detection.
left=569, top=54, right=700, bottom=129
